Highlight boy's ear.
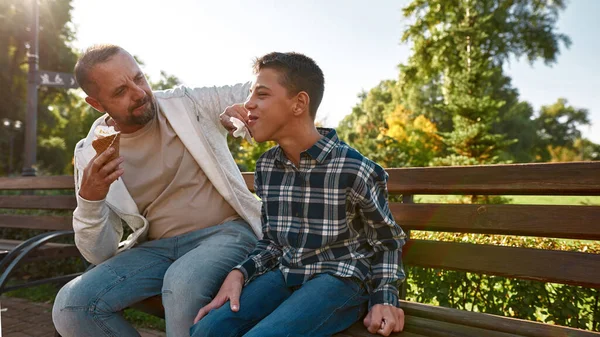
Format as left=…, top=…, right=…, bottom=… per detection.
left=293, top=91, right=310, bottom=117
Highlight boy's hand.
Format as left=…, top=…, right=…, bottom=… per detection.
left=363, top=305, right=404, bottom=336
left=220, top=103, right=251, bottom=136
left=193, top=270, right=245, bottom=324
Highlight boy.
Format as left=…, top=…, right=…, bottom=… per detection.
left=191, top=52, right=406, bottom=337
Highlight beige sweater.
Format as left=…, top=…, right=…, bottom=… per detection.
left=72, top=83, right=262, bottom=265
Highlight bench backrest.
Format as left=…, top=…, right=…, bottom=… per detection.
left=0, top=176, right=75, bottom=231
left=379, top=162, right=600, bottom=290
left=2, top=162, right=599, bottom=289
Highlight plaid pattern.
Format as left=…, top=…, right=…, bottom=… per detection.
left=235, top=128, right=406, bottom=307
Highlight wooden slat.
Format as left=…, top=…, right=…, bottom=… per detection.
left=130, top=295, right=165, bottom=318
left=387, top=162, right=600, bottom=195
left=338, top=322, right=430, bottom=337
left=0, top=195, right=77, bottom=210
left=0, top=176, right=74, bottom=190
left=0, top=239, right=79, bottom=260
left=403, top=240, right=600, bottom=288
left=391, top=203, right=600, bottom=240
left=402, top=316, right=520, bottom=337
left=0, top=215, right=73, bottom=230
left=399, top=300, right=600, bottom=337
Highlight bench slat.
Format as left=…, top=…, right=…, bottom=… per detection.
left=336, top=327, right=429, bottom=337
left=391, top=203, right=600, bottom=240
left=386, top=162, right=600, bottom=195
left=0, top=239, right=79, bottom=260
left=0, top=195, right=76, bottom=210
left=0, top=215, right=73, bottom=231
left=403, top=316, right=521, bottom=337
left=0, top=176, right=74, bottom=190
left=403, top=240, right=600, bottom=288
left=400, top=300, right=600, bottom=337
left=338, top=323, right=432, bottom=337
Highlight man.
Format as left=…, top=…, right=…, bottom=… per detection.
left=52, top=44, right=261, bottom=337
left=192, top=52, right=406, bottom=337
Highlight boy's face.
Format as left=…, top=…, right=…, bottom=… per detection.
left=244, top=68, right=295, bottom=143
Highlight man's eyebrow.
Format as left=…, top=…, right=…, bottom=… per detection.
left=112, top=84, right=126, bottom=96
left=112, top=72, right=143, bottom=96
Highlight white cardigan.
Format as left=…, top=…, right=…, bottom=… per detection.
left=72, top=83, right=262, bottom=265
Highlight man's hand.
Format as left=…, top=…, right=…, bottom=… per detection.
left=193, top=270, right=245, bottom=324
left=363, top=304, right=404, bottom=336
left=219, top=103, right=251, bottom=137
left=78, top=148, right=124, bottom=201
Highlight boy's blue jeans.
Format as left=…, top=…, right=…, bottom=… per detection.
left=190, top=269, right=369, bottom=337
left=52, top=219, right=256, bottom=337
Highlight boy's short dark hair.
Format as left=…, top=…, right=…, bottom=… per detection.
left=74, top=44, right=124, bottom=95
left=253, top=52, right=325, bottom=120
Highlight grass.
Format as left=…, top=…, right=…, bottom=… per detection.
left=3, top=283, right=166, bottom=332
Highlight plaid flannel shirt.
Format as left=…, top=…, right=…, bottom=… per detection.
left=234, top=128, right=406, bottom=307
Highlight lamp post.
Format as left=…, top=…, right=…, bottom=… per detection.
left=2, top=118, right=24, bottom=176
left=23, top=0, right=39, bottom=176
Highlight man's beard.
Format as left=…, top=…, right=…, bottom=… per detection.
left=127, top=96, right=156, bottom=125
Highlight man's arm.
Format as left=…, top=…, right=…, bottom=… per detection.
left=72, top=143, right=124, bottom=265
left=187, top=82, right=251, bottom=133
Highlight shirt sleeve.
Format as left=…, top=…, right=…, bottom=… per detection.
left=233, top=163, right=283, bottom=284
left=353, top=162, right=406, bottom=308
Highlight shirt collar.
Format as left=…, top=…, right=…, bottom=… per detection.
left=274, top=128, right=339, bottom=165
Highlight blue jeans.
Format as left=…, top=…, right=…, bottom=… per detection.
left=52, top=219, right=256, bottom=337
left=190, top=270, right=369, bottom=337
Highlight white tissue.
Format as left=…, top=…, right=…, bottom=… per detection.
left=230, top=117, right=253, bottom=144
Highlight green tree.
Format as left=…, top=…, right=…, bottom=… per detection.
left=0, top=0, right=80, bottom=175
left=149, top=70, right=181, bottom=91
left=337, top=80, right=441, bottom=167
left=400, top=0, right=571, bottom=165
left=535, top=98, right=592, bottom=161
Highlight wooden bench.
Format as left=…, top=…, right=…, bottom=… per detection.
left=1, top=162, right=599, bottom=336
left=0, top=176, right=85, bottom=295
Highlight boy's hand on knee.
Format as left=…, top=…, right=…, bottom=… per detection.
left=363, top=305, right=404, bottom=336
left=193, top=270, right=245, bottom=324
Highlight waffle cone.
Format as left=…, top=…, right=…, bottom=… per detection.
left=92, top=133, right=120, bottom=161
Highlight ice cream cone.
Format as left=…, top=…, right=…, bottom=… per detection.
left=92, top=133, right=120, bottom=161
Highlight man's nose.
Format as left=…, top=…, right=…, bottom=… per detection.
left=131, top=84, right=146, bottom=100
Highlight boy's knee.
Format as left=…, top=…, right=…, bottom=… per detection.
left=189, top=308, right=241, bottom=337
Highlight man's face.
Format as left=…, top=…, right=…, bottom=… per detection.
left=86, top=51, right=156, bottom=133
left=244, top=68, right=295, bottom=143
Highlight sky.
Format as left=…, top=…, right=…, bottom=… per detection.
left=70, top=0, right=599, bottom=143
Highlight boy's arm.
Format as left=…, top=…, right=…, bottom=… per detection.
left=233, top=165, right=283, bottom=284
left=233, top=236, right=283, bottom=285
left=354, top=163, right=406, bottom=308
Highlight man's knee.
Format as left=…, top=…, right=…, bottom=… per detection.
left=52, top=278, right=97, bottom=334
left=161, top=262, right=216, bottom=309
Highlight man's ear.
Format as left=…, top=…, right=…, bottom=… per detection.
left=85, top=96, right=105, bottom=113
left=293, top=91, right=310, bottom=117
